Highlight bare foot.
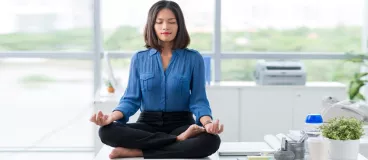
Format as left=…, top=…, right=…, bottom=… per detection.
left=109, top=147, right=142, bottom=159
left=177, top=124, right=205, bottom=141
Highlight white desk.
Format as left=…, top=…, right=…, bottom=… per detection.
left=94, top=142, right=368, bottom=160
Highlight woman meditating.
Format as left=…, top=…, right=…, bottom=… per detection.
left=90, top=0, right=224, bottom=159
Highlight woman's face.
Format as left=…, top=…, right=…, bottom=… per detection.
left=154, top=8, right=178, bottom=43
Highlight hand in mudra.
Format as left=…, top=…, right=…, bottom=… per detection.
left=204, top=119, right=224, bottom=135
left=90, top=111, right=113, bottom=126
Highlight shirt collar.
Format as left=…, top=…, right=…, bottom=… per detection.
left=149, top=48, right=183, bottom=56
left=149, top=48, right=158, bottom=56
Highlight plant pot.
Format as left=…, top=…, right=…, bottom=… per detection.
left=107, top=86, right=115, bottom=93
left=364, top=125, right=368, bottom=137
left=327, top=139, right=360, bottom=160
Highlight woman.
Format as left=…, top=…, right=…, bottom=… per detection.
left=90, top=0, right=224, bottom=159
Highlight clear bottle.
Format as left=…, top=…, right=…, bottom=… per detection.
left=303, top=114, right=323, bottom=156
left=304, top=114, right=323, bottom=135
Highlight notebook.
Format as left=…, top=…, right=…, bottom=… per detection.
left=218, top=142, right=275, bottom=156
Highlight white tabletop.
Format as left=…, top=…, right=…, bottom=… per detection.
left=94, top=142, right=368, bottom=160
left=93, top=145, right=218, bottom=160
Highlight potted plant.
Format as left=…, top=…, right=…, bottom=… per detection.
left=346, top=52, right=368, bottom=101
left=105, top=80, right=115, bottom=93
left=320, top=117, right=365, bottom=159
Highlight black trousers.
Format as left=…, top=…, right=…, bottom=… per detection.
left=98, top=111, right=221, bottom=159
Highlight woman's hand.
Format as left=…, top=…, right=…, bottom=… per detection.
left=90, top=111, right=114, bottom=126
left=204, top=119, right=224, bottom=135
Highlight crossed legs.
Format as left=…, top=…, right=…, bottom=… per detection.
left=99, top=122, right=221, bottom=159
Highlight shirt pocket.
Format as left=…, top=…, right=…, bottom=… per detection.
left=139, top=73, right=155, bottom=92
left=172, top=74, right=190, bottom=96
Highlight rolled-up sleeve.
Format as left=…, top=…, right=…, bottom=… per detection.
left=189, top=53, right=212, bottom=125
left=113, top=54, right=141, bottom=124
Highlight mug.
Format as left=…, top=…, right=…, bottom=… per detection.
left=307, top=137, right=328, bottom=160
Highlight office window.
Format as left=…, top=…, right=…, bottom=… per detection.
left=301, top=60, right=360, bottom=83
left=102, top=0, right=214, bottom=52
left=0, top=0, right=92, bottom=51
left=221, top=59, right=360, bottom=84
left=0, top=59, right=93, bottom=148
left=105, top=58, right=131, bottom=89
left=222, top=60, right=257, bottom=81
left=221, top=0, right=363, bottom=52
left=366, top=29, right=368, bottom=51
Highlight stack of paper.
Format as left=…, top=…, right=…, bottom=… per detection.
left=264, top=130, right=305, bottom=150
left=287, top=130, right=303, bottom=141
left=264, top=134, right=281, bottom=150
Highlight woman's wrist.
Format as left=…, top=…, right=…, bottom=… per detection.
left=111, top=111, right=123, bottom=121
left=203, top=119, right=213, bottom=127
left=200, top=116, right=212, bottom=126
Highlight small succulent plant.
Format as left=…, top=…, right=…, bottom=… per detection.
left=320, top=117, right=364, bottom=140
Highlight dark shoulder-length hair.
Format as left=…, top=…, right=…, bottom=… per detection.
left=144, top=0, right=190, bottom=51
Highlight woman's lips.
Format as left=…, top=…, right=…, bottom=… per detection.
left=161, top=32, right=171, bottom=35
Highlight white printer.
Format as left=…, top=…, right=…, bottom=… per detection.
left=254, top=60, right=306, bottom=85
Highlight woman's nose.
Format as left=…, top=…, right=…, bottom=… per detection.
left=162, top=22, right=168, bottom=30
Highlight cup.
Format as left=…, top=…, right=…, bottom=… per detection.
left=286, top=141, right=305, bottom=160
left=307, top=137, right=328, bottom=160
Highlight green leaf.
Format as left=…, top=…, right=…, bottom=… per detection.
left=355, top=93, right=366, bottom=100
left=355, top=72, right=368, bottom=79
left=349, top=81, right=364, bottom=100
left=348, top=58, right=364, bottom=63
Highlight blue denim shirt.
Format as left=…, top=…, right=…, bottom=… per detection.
left=114, top=48, right=212, bottom=125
